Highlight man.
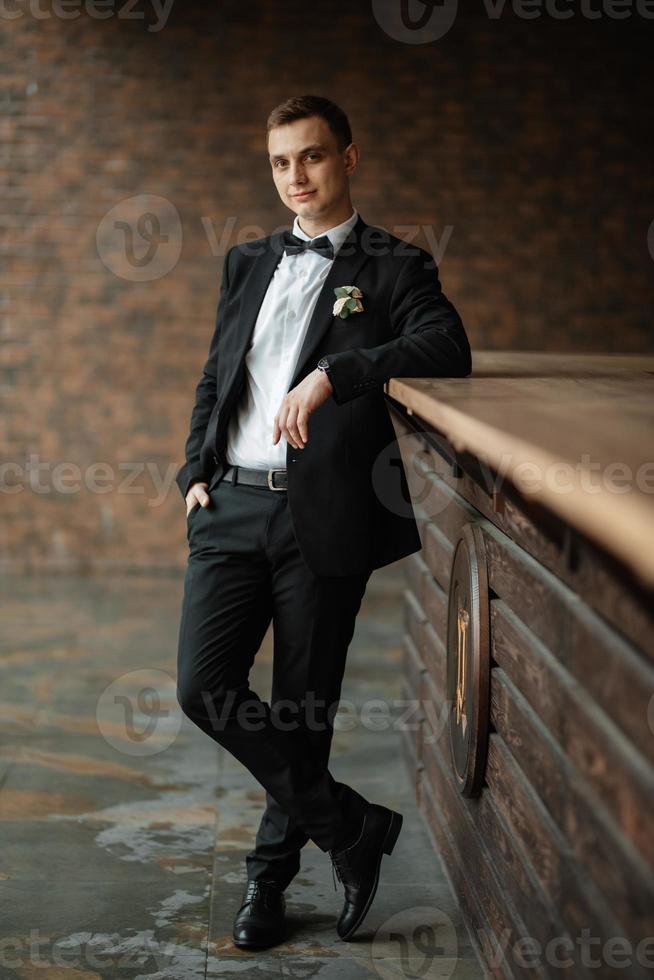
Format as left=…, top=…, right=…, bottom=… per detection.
left=175, top=95, right=472, bottom=950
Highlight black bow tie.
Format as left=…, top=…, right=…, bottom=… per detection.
left=281, top=230, right=335, bottom=260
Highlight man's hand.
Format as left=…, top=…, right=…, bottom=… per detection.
left=272, top=368, right=333, bottom=449
left=185, top=481, right=210, bottom=516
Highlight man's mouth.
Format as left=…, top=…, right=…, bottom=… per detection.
left=293, top=191, right=315, bottom=199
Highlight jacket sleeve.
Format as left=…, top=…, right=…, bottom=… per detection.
left=324, top=249, right=471, bottom=405
left=175, top=246, right=234, bottom=500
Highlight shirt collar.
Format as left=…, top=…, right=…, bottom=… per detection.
left=292, top=208, right=358, bottom=257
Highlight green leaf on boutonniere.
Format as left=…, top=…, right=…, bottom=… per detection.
left=333, top=285, right=364, bottom=319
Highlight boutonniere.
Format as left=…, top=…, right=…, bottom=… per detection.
left=333, top=285, right=364, bottom=319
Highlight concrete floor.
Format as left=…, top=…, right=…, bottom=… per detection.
left=0, top=563, right=485, bottom=979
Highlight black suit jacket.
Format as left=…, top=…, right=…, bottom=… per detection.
left=176, top=212, right=472, bottom=575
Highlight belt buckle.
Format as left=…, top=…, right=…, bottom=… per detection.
left=267, top=468, right=286, bottom=491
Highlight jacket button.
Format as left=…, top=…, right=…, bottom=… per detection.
left=212, top=454, right=218, bottom=463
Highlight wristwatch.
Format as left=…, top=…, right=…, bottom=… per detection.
left=316, top=356, right=333, bottom=381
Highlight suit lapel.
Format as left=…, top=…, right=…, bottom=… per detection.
left=220, top=213, right=372, bottom=401
left=218, top=241, right=281, bottom=402
left=287, top=212, right=371, bottom=391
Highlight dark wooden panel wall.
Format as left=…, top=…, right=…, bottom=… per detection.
left=391, top=404, right=654, bottom=980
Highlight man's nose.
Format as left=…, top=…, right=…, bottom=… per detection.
left=289, top=165, right=306, bottom=185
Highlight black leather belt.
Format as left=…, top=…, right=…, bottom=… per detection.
left=223, top=464, right=288, bottom=491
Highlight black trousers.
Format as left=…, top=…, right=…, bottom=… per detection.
left=176, top=468, right=372, bottom=889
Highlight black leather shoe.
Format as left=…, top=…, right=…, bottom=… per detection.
left=232, top=879, right=286, bottom=949
left=329, top=802, right=403, bottom=941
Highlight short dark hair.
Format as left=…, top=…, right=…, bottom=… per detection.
left=266, top=95, right=352, bottom=152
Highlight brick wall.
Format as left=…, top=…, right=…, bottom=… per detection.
left=2, top=1, right=652, bottom=571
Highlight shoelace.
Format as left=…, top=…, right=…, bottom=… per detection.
left=329, top=815, right=367, bottom=891
left=241, top=880, right=278, bottom=909
left=329, top=850, right=348, bottom=892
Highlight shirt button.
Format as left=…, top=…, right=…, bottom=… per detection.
left=288, top=310, right=296, bottom=318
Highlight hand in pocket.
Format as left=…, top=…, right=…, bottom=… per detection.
left=186, top=481, right=209, bottom=517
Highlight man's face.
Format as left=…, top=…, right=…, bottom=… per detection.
left=268, top=115, right=357, bottom=221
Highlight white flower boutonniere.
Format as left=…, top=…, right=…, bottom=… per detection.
left=333, top=285, right=364, bottom=319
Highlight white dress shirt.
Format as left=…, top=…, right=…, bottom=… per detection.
left=224, top=208, right=359, bottom=470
